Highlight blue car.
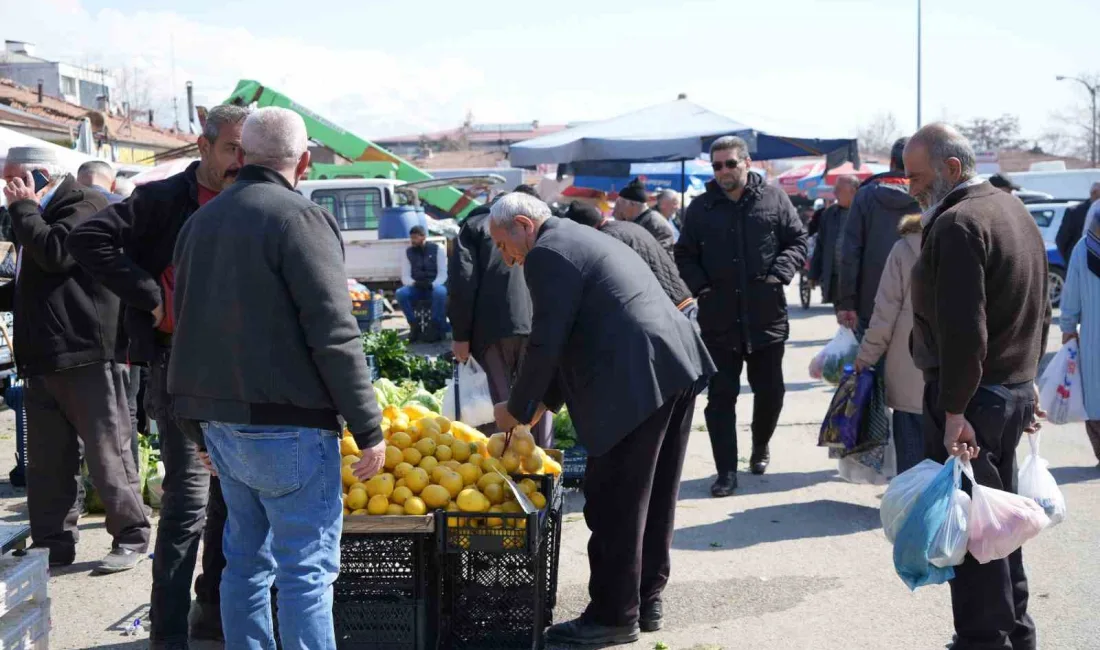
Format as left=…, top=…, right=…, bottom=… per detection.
left=1048, top=242, right=1066, bottom=308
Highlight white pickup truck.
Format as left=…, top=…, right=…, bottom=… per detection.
left=297, top=175, right=505, bottom=287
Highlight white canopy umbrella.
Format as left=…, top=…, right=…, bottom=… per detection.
left=0, top=125, right=99, bottom=175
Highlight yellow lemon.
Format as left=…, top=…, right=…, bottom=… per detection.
left=382, top=405, right=401, bottom=421
left=464, top=447, right=481, bottom=467
left=366, top=475, right=394, bottom=499
left=458, top=463, right=482, bottom=486
left=443, top=460, right=463, bottom=471
left=420, top=418, right=441, bottom=437
left=543, top=456, right=562, bottom=476
left=391, top=486, right=413, bottom=506
left=405, top=468, right=430, bottom=494
left=395, top=478, right=407, bottom=489
left=393, top=462, right=414, bottom=480
left=402, top=447, right=423, bottom=467
left=435, top=416, right=452, bottom=434
left=438, top=470, right=464, bottom=498
left=481, top=457, right=504, bottom=475
left=446, top=501, right=459, bottom=513
left=418, top=455, right=439, bottom=475
left=511, top=429, right=536, bottom=457
left=483, top=482, right=504, bottom=506
left=522, top=449, right=544, bottom=474
left=342, top=454, right=359, bottom=466
left=450, top=440, right=471, bottom=462
left=434, top=445, right=453, bottom=463
left=403, top=403, right=434, bottom=421
left=456, top=488, right=490, bottom=513
left=530, top=492, right=547, bottom=509
left=477, top=472, right=505, bottom=492
left=519, top=478, right=538, bottom=496
left=367, top=494, right=390, bottom=515
left=386, top=504, right=405, bottom=516
left=414, top=438, right=437, bottom=458
left=487, top=433, right=507, bottom=458
left=486, top=505, right=504, bottom=528
left=420, top=484, right=451, bottom=509
left=407, top=420, right=423, bottom=442
left=350, top=509, right=368, bottom=516
left=436, top=432, right=455, bottom=447
left=403, top=497, right=427, bottom=515
left=384, top=446, right=403, bottom=470
left=500, top=500, right=523, bottom=526
left=340, top=436, right=361, bottom=458
left=346, top=488, right=368, bottom=511
left=501, top=449, right=521, bottom=474
left=341, top=465, right=358, bottom=488
left=390, top=432, right=412, bottom=450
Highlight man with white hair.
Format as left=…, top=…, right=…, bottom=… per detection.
left=170, top=106, right=386, bottom=650
left=809, top=175, right=859, bottom=305
left=906, top=123, right=1049, bottom=650
left=615, top=179, right=676, bottom=256
left=489, top=192, right=714, bottom=644
left=0, top=146, right=150, bottom=573
left=77, top=160, right=121, bottom=203
left=654, top=189, right=681, bottom=239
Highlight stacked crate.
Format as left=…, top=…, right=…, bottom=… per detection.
left=0, top=549, right=49, bottom=649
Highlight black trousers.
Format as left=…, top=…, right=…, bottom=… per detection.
left=146, top=348, right=226, bottom=643
left=121, top=364, right=146, bottom=470
left=24, top=362, right=150, bottom=557
left=924, top=380, right=1036, bottom=650
left=583, top=389, right=695, bottom=627
left=703, top=340, right=785, bottom=473
left=474, top=336, right=553, bottom=447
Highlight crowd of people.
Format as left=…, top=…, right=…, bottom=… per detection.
left=0, top=102, right=1072, bottom=649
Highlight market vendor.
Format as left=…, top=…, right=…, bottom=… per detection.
left=397, top=225, right=448, bottom=342
left=488, top=191, right=715, bottom=645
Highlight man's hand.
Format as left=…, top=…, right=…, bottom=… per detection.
left=198, top=450, right=218, bottom=477
left=1063, top=331, right=1079, bottom=345
left=853, top=357, right=868, bottom=373
left=2, top=172, right=39, bottom=205
left=494, top=401, right=520, bottom=432
left=352, top=439, right=387, bottom=481
left=837, top=310, right=858, bottom=330
left=944, top=412, right=980, bottom=460
left=151, top=304, right=165, bottom=328
left=452, top=340, right=470, bottom=363
left=1028, top=382, right=1046, bottom=433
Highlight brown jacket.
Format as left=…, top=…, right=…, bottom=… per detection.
left=856, top=215, right=923, bottom=413
left=910, top=181, right=1050, bottom=414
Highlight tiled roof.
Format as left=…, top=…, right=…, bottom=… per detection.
left=376, top=123, right=567, bottom=145
left=0, top=77, right=195, bottom=149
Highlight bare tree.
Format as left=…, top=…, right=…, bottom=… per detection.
left=1043, top=72, right=1100, bottom=160
left=856, top=111, right=901, bottom=157
left=954, top=114, right=1028, bottom=152
left=115, top=66, right=156, bottom=117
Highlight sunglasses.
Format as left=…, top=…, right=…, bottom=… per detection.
left=711, top=160, right=742, bottom=171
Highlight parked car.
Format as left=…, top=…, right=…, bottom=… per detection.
left=1048, top=242, right=1066, bottom=308
left=1026, top=200, right=1081, bottom=245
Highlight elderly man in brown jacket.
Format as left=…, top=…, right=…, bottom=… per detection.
left=905, top=123, right=1049, bottom=650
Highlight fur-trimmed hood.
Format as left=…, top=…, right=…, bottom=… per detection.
left=898, top=214, right=923, bottom=236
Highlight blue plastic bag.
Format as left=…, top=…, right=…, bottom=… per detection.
left=888, top=457, right=961, bottom=590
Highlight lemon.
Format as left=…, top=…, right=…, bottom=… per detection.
left=390, top=432, right=412, bottom=450
left=451, top=440, right=471, bottom=462
left=486, top=505, right=504, bottom=528
left=438, top=470, right=464, bottom=498
left=340, top=437, right=361, bottom=457
left=487, top=433, right=507, bottom=458
left=522, top=448, right=544, bottom=474
left=457, top=488, right=490, bottom=513
left=405, top=468, right=430, bottom=495
left=414, top=438, right=437, bottom=458
left=435, top=416, right=452, bottom=434
left=434, top=445, right=453, bottom=463
left=519, top=478, right=538, bottom=496
left=390, top=486, right=413, bottom=506
left=384, top=446, right=403, bottom=470
left=511, top=429, right=536, bottom=457
left=390, top=415, right=410, bottom=434
left=530, top=492, right=547, bottom=509
left=396, top=478, right=406, bottom=489
left=421, top=484, right=451, bottom=509
left=420, top=418, right=441, bottom=437
left=346, top=488, right=368, bottom=511
left=386, top=504, right=406, bottom=516
left=418, top=455, right=439, bottom=475
left=367, top=494, right=389, bottom=515
left=393, top=462, right=414, bottom=480
left=342, top=454, right=359, bottom=466
left=481, top=457, right=504, bottom=475
left=501, top=450, right=521, bottom=474
left=351, top=509, right=368, bottom=516
left=443, top=460, right=463, bottom=471
left=341, top=465, right=358, bottom=488
left=365, top=475, right=394, bottom=499
left=458, top=463, right=482, bottom=486
left=477, top=472, right=505, bottom=491
left=382, top=405, right=401, bottom=421
left=402, top=447, right=423, bottom=467
left=446, top=501, right=459, bottom=513
left=404, top=497, right=427, bottom=515
left=483, top=482, right=504, bottom=505
left=407, top=420, right=423, bottom=442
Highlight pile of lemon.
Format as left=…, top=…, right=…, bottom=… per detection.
left=341, top=404, right=560, bottom=523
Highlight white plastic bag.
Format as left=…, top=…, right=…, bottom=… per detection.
left=881, top=459, right=943, bottom=543
left=810, top=327, right=859, bottom=384
left=966, top=460, right=1050, bottom=564
left=1017, top=433, right=1067, bottom=526
left=442, top=358, right=495, bottom=427
left=146, top=461, right=165, bottom=509
left=1038, top=340, right=1087, bottom=424
left=838, top=420, right=897, bottom=486
left=929, top=460, right=971, bottom=568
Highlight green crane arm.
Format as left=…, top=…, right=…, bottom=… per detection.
left=224, top=79, right=480, bottom=218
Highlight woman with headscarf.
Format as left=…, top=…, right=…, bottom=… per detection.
left=1059, top=200, right=1100, bottom=465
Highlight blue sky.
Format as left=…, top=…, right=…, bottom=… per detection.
left=4, top=0, right=1099, bottom=146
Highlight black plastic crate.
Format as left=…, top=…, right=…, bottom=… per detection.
left=440, top=475, right=560, bottom=555
left=560, top=446, right=586, bottom=489
left=542, top=491, right=564, bottom=619
left=334, top=523, right=438, bottom=650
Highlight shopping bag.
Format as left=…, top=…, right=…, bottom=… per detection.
left=929, top=461, right=970, bottom=568
left=1038, top=340, right=1087, bottom=425
left=442, top=358, right=495, bottom=426
left=881, top=459, right=943, bottom=543
left=838, top=418, right=897, bottom=486
left=966, top=460, right=1050, bottom=564
left=888, top=458, right=960, bottom=589
left=1017, top=433, right=1067, bottom=526
left=809, top=327, right=859, bottom=384
left=818, top=367, right=875, bottom=449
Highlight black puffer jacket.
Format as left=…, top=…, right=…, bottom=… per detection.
left=599, top=219, right=690, bottom=306
left=633, top=208, right=676, bottom=257
left=675, top=173, right=807, bottom=352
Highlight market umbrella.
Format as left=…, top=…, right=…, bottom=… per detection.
left=572, top=159, right=715, bottom=193
left=129, top=158, right=198, bottom=186
left=777, top=161, right=825, bottom=195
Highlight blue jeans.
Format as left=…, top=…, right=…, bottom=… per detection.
left=203, top=422, right=342, bottom=650
left=892, top=410, right=924, bottom=475
left=396, top=284, right=447, bottom=329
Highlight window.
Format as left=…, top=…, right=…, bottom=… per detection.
left=311, top=188, right=382, bottom=231
left=60, top=75, right=77, bottom=96
left=1031, top=209, right=1056, bottom=228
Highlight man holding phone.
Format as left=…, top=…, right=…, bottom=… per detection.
left=0, top=146, right=150, bottom=573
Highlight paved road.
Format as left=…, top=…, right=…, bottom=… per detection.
left=0, top=285, right=1096, bottom=649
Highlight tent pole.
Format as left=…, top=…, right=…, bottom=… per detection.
left=680, top=160, right=685, bottom=214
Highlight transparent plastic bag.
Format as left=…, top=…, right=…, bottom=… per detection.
left=888, top=458, right=960, bottom=589
left=442, top=358, right=495, bottom=426
left=929, top=460, right=970, bottom=568
left=880, top=459, right=943, bottom=543
left=1038, top=340, right=1087, bottom=424
left=966, top=460, right=1051, bottom=564
left=1017, top=433, right=1067, bottom=526
left=810, top=327, right=859, bottom=384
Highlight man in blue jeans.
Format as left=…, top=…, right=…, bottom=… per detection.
left=397, top=225, right=448, bottom=342
left=169, top=106, right=386, bottom=649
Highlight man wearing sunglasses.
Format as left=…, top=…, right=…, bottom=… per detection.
left=675, top=136, right=807, bottom=496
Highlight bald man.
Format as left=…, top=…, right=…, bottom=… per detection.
left=809, top=175, right=859, bottom=305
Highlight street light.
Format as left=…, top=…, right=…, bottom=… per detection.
left=1057, top=75, right=1098, bottom=167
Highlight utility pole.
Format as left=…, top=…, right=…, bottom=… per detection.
left=1057, top=75, right=1098, bottom=166
left=916, top=0, right=922, bottom=130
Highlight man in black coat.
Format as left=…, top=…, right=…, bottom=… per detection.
left=676, top=136, right=807, bottom=496
left=1, top=147, right=150, bottom=573
left=614, top=179, right=676, bottom=257
left=1056, top=182, right=1100, bottom=264
left=809, top=175, right=859, bottom=305
left=488, top=192, right=714, bottom=645
left=447, top=199, right=551, bottom=444
left=67, top=104, right=250, bottom=647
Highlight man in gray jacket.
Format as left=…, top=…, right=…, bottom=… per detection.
left=836, top=138, right=920, bottom=329
left=170, top=107, right=385, bottom=650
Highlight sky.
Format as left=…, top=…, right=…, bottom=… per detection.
left=2, top=0, right=1098, bottom=145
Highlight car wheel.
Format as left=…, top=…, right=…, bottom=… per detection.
left=1049, top=265, right=1066, bottom=308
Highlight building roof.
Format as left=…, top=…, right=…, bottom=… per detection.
left=414, top=150, right=509, bottom=169
left=0, top=77, right=194, bottom=150
left=376, top=122, right=568, bottom=146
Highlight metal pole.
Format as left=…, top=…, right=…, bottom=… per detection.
left=680, top=160, right=686, bottom=214
left=1091, top=86, right=1097, bottom=167
left=916, top=0, right=922, bottom=129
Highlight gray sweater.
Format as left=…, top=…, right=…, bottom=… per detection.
left=168, top=165, right=383, bottom=449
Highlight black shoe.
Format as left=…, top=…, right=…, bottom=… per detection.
left=545, top=618, right=640, bottom=646
left=750, top=446, right=770, bottom=475
left=640, top=599, right=663, bottom=632
left=93, top=548, right=143, bottom=575
left=149, top=641, right=189, bottom=650
left=188, top=600, right=224, bottom=641
left=32, top=544, right=74, bottom=568
left=408, top=324, right=421, bottom=343
left=710, top=471, right=737, bottom=497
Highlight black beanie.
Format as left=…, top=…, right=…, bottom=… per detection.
left=564, top=202, right=604, bottom=228
left=617, top=179, right=648, bottom=203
